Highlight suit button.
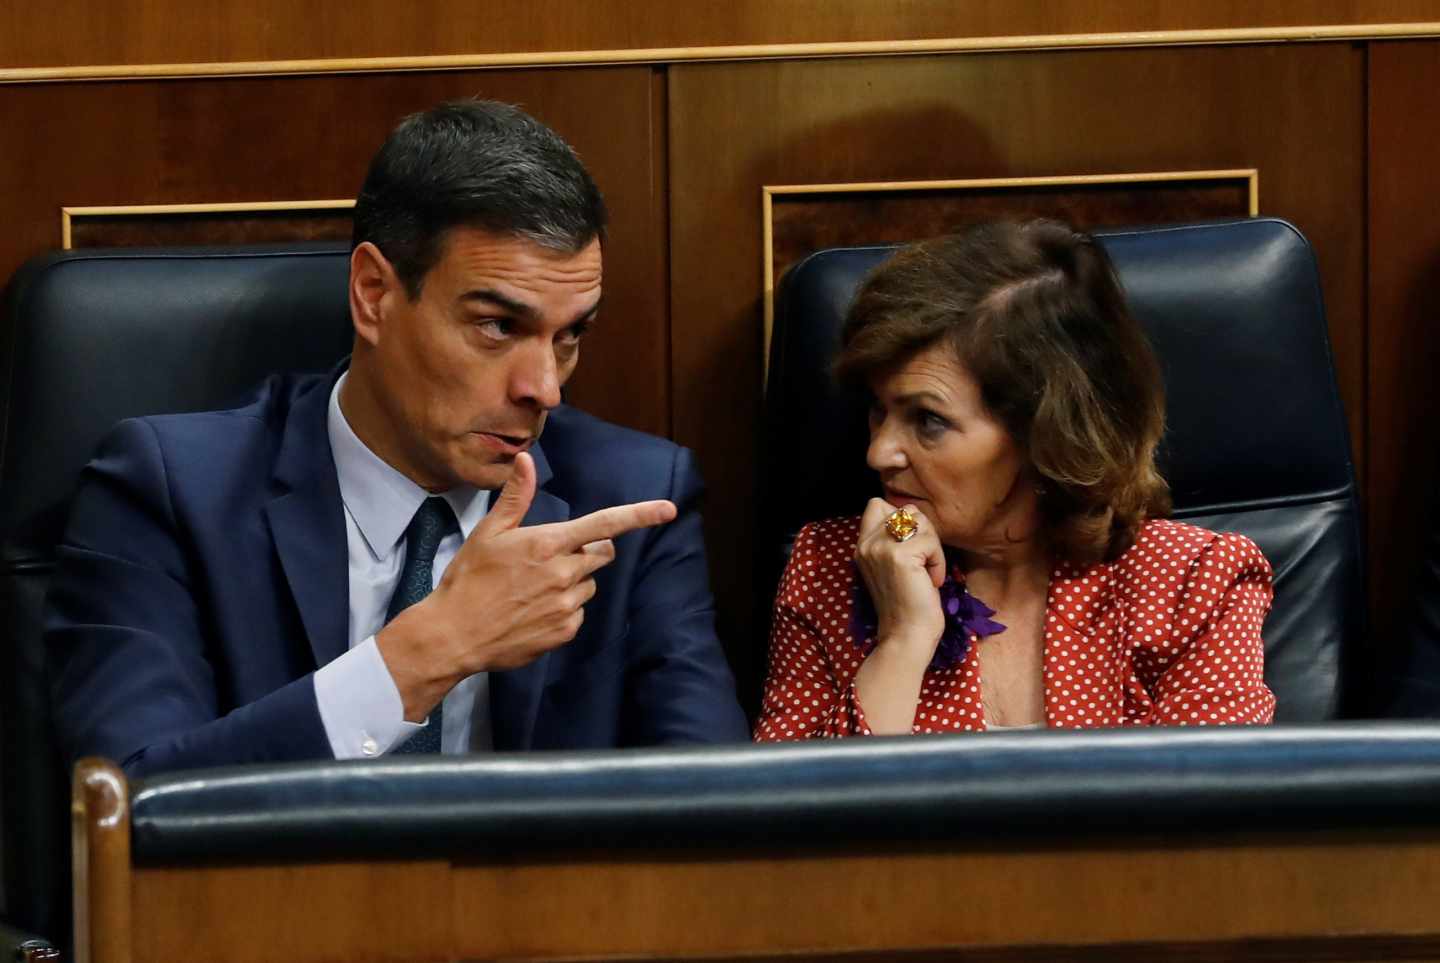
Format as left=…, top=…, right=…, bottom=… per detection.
left=361, top=736, right=379, bottom=756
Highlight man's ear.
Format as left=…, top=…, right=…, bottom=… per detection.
left=349, top=242, right=403, bottom=346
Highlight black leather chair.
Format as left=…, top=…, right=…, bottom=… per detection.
left=0, top=243, right=354, bottom=956
left=764, top=218, right=1363, bottom=723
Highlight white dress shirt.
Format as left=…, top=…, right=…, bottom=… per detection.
left=313, top=373, right=493, bottom=757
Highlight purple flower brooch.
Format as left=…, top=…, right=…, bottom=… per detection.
left=850, top=563, right=1008, bottom=670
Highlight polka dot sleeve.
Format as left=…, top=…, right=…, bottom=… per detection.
left=1137, top=531, right=1276, bottom=725
left=754, top=522, right=873, bottom=740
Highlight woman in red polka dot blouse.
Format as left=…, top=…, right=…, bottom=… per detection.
left=755, top=221, right=1276, bottom=740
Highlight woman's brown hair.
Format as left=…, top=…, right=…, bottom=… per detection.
left=836, top=220, right=1171, bottom=565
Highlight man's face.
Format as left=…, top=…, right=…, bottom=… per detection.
left=362, top=227, right=602, bottom=491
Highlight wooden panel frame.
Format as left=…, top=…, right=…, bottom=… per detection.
left=3, top=23, right=1440, bottom=83
left=116, top=839, right=1440, bottom=960
left=60, top=199, right=356, bottom=249
left=120, top=836, right=1440, bottom=959
left=760, top=169, right=1259, bottom=380
left=67, top=756, right=1440, bottom=962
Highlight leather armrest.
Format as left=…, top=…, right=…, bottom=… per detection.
left=0, top=919, right=59, bottom=962
left=130, top=722, right=1440, bottom=864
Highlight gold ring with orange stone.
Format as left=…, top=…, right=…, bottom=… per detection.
left=883, top=506, right=919, bottom=542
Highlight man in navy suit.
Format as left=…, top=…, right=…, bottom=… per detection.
left=46, top=100, right=749, bottom=776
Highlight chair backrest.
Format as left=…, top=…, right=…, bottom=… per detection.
left=764, top=218, right=1362, bottom=724
left=0, top=244, right=353, bottom=942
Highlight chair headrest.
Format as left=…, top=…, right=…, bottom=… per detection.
left=0, top=244, right=354, bottom=559
left=766, top=218, right=1355, bottom=536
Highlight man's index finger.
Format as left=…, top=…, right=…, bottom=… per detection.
left=549, top=500, right=677, bottom=553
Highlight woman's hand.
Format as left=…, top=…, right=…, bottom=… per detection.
left=855, top=498, right=947, bottom=656
left=853, top=499, right=948, bottom=733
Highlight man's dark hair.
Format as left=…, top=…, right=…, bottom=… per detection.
left=352, top=99, right=608, bottom=299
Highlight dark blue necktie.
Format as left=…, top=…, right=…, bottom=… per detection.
left=389, top=496, right=458, bottom=754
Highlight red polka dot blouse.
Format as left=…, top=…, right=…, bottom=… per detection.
left=754, top=516, right=1276, bottom=740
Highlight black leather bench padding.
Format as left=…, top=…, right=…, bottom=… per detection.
left=130, top=724, right=1440, bottom=864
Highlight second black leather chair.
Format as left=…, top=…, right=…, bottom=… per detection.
left=763, top=218, right=1363, bottom=723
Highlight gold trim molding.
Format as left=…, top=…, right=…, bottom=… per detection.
left=760, top=169, right=1260, bottom=381
left=5, top=23, right=1440, bottom=84
left=61, top=199, right=355, bottom=249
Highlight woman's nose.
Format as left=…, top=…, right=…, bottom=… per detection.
left=866, top=418, right=908, bottom=472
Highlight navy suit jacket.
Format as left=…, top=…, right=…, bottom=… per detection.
left=46, top=370, right=748, bottom=776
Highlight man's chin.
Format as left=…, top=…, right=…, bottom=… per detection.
left=457, top=463, right=513, bottom=492
left=451, top=451, right=527, bottom=492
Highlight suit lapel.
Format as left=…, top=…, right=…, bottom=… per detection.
left=264, top=370, right=350, bottom=670
left=489, top=442, right=570, bottom=751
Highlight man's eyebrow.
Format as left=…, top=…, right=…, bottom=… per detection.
left=459, top=288, right=538, bottom=320
left=570, top=295, right=602, bottom=327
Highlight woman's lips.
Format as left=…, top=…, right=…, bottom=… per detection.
left=883, top=488, right=923, bottom=506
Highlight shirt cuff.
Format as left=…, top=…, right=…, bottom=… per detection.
left=313, top=635, right=425, bottom=758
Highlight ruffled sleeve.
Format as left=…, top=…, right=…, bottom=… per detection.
left=1141, top=531, right=1276, bottom=725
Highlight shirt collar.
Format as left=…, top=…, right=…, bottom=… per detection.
left=327, top=372, right=490, bottom=561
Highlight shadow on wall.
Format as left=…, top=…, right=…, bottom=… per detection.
left=1373, top=247, right=1440, bottom=718
left=687, top=102, right=1008, bottom=720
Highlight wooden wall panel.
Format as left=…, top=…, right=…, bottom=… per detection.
left=5, top=1, right=1440, bottom=69
left=2, top=37, right=1436, bottom=719
left=1366, top=41, right=1440, bottom=676
left=669, top=45, right=1367, bottom=706
left=68, top=208, right=353, bottom=248
left=766, top=175, right=1255, bottom=331
left=0, top=67, right=670, bottom=436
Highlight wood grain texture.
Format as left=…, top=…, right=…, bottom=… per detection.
left=5, top=1, right=1440, bottom=69
left=452, top=831, right=1440, bottom=957
left=133, top=861, right=452, bottom=962
left=111, top=831, right=1440, bottom=960
left=769, top=182, right=1252, bottom=275
left=68, top=210, right=353, bottom=248
left=1366, top=41, right=1440, bottom=683
left=0, top=68, right=670, bottom=437
left=70, top=759, right=130, bottom=963
left=629, top=939, right=1440, bottom=963
left=669, top=44, right=1366, bottom=707
left=767, top=176, right=1253, bottom=339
